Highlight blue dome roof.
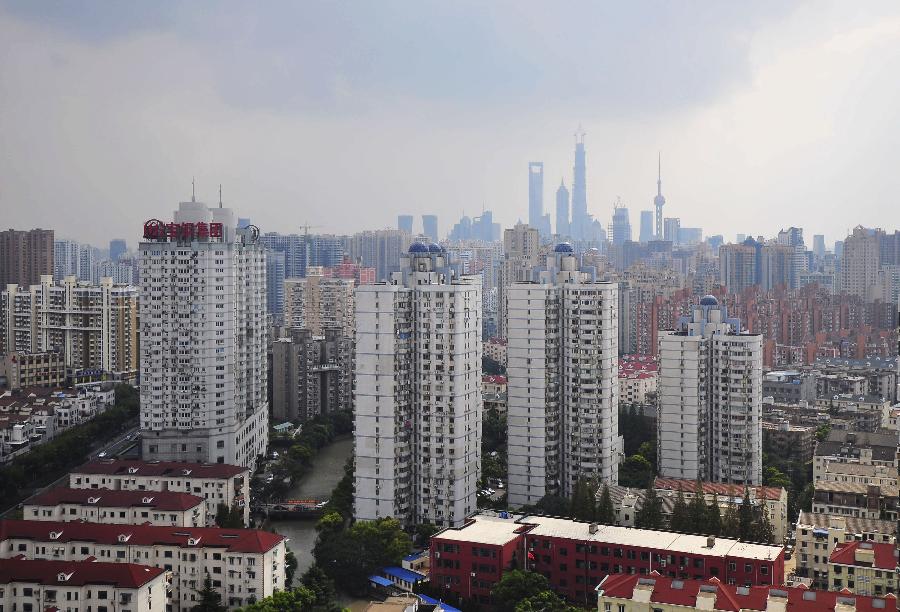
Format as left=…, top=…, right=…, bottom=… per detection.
left=699, top=295, right=719, bottom=306
left=408, top=242, right=429, bottom=254
left=554, top=242, right=574, bottom=253
left=428, top=243, right=442, bottom=253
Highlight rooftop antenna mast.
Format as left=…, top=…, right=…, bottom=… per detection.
left=218, top=184, right=223, bottom=208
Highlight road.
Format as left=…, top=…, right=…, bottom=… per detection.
left=0, top=422, right=140, bottom=518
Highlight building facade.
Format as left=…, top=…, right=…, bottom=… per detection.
left=24, top=487, right=206, bottom=527
left=354, top=243, right=482, bottom=527
left=1, top=276, right=139, bottom=380
left=272, top=328, right=353, bottom=422
left=657, top=296, right=763, bottom=485
left=138, top=201, right=268, bottom=468
left=0, top=228, right=54, bottom=287
left=506, top=243, right=619, bottom=507
left=283, top=268, right=355, bottom=336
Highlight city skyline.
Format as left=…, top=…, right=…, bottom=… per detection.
left=4, top=3, right=900, bottom=245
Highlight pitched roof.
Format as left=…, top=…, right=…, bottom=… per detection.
left=0, top=558, right=164, bottom=588
left=597, top=574, right=897, bottom=612
left=654, top=477, right=785, bottom=501
left=0, top=519, right=284, bottom=554
left=73, top=459, right=248, bottom=479
left=829, top=541, right=899, bottom=570
left=796, top=511, right=897, bottom=538
left=27, top=487, right=204, bottom=511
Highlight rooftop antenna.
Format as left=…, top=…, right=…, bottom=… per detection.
left=218, top=184, right=223, bottom=208
left=191, top=177, right=196, bottom=203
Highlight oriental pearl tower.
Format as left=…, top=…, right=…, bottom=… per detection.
left=654, top=153, right=666, bottom=239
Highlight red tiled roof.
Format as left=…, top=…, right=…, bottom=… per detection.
left=829, top=541, right=899, bottom=570
left=27, top=487, right=204, bottom=511
left=0, top=558, right=164, bottom=588
left=73, top=459, right=248, bottom=479
left=654, top=477, right=785, bottom=501
left=0, top=519, right=284, bottom=554
left=597, top=574, right=897, bottom=612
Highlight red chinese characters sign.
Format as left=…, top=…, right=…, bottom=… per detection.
left=143, top=219, right=223, bottom=241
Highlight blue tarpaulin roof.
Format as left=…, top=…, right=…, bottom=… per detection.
left=369, top=575, right=393, bottom=587
left=403, top=551, right=427, bottom=562
left=383, top=566, right=427, bottom=583
left=419, top=595, right=462, bottom=612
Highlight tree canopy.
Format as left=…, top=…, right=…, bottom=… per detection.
left=492, top=570, right=551, bottom=612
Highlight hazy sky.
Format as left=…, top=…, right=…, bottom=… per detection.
left=2, top=1, right=900, bottom=248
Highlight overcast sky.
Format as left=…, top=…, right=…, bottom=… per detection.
left=2, top=1, right=900, bottom=248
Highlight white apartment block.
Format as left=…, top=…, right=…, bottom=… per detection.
left=69, top=459, right=251, bottom=526
left=506, top=243, right=619, bottom=507
left=354, top=243, right=482, bottom=528
left=0, top=520, right=286, bottom=610
left=139, top=201, right=268, bottom=469
left=24, top=487, right=206, bottom=527
left=497, top=222, right=541, bottom=339
left=658, top=295, right=763, bottom=485
left=841, top=226, right=881, bottom=301
left=0, top=558, right=167, bottom=612
left=0, top=275, right=139, bottom=380
left=283, top=267, right=355, bottom=336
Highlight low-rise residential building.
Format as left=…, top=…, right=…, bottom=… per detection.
left=0, top=385, right=116, bottom=462
left=652, top=478, right=789, bottom=544
left=795, top=512, right=897, bottom=589
left=0, top=519, right=286, bottom=610
left=69, top=460, right=250, bottom=526
left=814, top=356, right=898, bottom=404
left=811, top=481, right=899, bottom=521
left=24, top=487, right=206, bottom=527
left=813, top=430, right=899, bottom=483
left=829, top=541, right=898, bottom=597
left=762, top=421, right=816, bottom=463
left=816, top=462, right=898, bottom=490
left=885, top=407, right=900, bottom=431
left=596, top=573, right=897, bottom=612
left=813, top=395, right=892, bottom=431
left=619, top=355, right=658, bottom=406
left=429, top=512, right=785, bottom=608
left=762, top=370, right=816, bottom=405
left=0, top=558, right=168, bottom=612
left=0, top=351, right=66, bottom=390
left=484, top=337, right=507, bottom=366
left=482, top=375, right=507, bottom=415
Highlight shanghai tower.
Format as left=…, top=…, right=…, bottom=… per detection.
left=570, top=128, right=588, bottom=240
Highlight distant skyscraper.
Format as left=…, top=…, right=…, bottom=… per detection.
left=812, top=234, right=826, bottom=259
left=422, top=215, right=438, bottom=242
left=109, top=239, right=127, bottom=262
left=54, top=239, right=80, bottom=281
left=663, top=218, right=680, bottom=244
left=266, top=250, right=286, bottom=321
left=354, top=244, right=482, bottom=527
left=498, top=223, right=541, bottom=339
left=507, top=243, right=619, bottom=507
left=283, top=269, right=355, bottom=337
left=139, top=199, right=268, bottom=468
left=555, top=180, right=570, bottom=237
left=638, top=210, right=654, bottom=243
left=611, top=205, right=632, bottom=245
left=348, top=229, right=410, bottom=282
left=658, top=296, right=762, bottom=485
left=570, top=130, right=588, bottom=240
left=528, top=162, right=545, bottom=234
left=0, top=229, right=54, bottom=287
left=719, top=243, right=758, bottom=293
left=654, top=154, right=666, bottom=239
left=397, top=215, right=414, bottom=234
left=841, top=226, right=881, bottom=301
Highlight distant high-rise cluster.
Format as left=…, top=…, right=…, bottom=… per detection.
left=0, top=228, right=54, bottom=287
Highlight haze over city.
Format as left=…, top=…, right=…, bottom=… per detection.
left=4, top=1, right=900, bottom=245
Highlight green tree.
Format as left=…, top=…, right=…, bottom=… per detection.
left=635, top=483, right=663, bottom=530
left=763, top=466, right=792, bottom=490
left=313, top=517, right=411, bottom=595
left=215, top=504, right=244, bottom=528
left=637, top=441, right=657, bottom=471
left=597, top=484, right=615, bottom=524
left=301, top=564, right=339, bottom=611
left=815, top=424, right=831, bottom=442
left=669, top=489, right=690, bottom=533
left=535, top=495, right=569, bottom=516
left=721, top=501, right=740, bottom=539
left=327, top=459, right=354, bottom=520
left=492, top=570, right=550, bottom=612
left=285, top=549, right=299, bottom=587
left=316, top=511, right=345, bottom=535
left=688, top=480, right=709, bottom=534
left=706, top=494, right=722, bottom=537
left=569, top=477, right=596, bottom=521
left=753, top=504, right=775, bottom=544
left=416, top=522, right=439, bottom=545
left=738, top=488, right=755, bottom=541
left=239, top=587, right=316, bottom=612
left=515, top=590, right=580, bottom=612
left=618, top=454, right=653, bottom=488
left=192, top=576, right=227, bottom=612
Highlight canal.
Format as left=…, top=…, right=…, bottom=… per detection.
left=268, top=436, right=354, bottom=575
